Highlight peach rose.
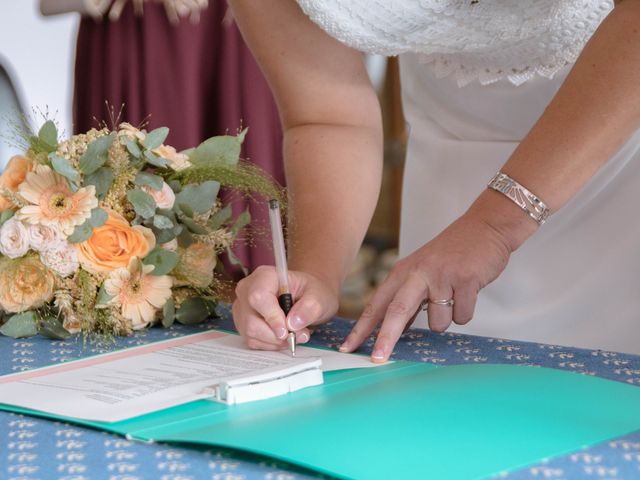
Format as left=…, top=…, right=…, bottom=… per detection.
left=0, top=256, right=55, bottom=313
left=76, top=210, right=156, bottom=273
left=152, top=145, right=192, bottom=171
left=0, top=155, right=33, bottom=211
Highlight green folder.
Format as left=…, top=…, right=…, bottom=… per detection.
left=2, top=354, right=640, bottom=479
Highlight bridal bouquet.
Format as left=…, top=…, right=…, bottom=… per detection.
left=0, top=120, right=281, bottom=339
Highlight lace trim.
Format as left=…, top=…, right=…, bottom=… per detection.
left=296, top=0, right=614, bottom=87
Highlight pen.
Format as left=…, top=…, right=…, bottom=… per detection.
left=268, top=199, right=296, bottom=356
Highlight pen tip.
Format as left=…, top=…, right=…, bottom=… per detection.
left=288, top=332, right=296, bottom=357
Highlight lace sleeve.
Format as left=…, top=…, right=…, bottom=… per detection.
left=295, top=0, right=614, bottom=86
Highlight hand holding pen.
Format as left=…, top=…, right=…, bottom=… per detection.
left=232, top=203, right=340, bottom=352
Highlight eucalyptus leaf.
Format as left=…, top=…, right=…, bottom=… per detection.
left=227, top=246, right=248, bottom=276
left=79, top=133, right=115, bottom=175
left=84, top=167, right=114, bottom=200
left=177, top=228, right=194, bottom=248
left=0, top=312, right=38, bottom=338
left=162, top=299, right=175, bottom=328
left=208, top=204, right=232, bottom=230
left=144, top=150, right=170, bottom=168
left=88, top=207, right=108, bottom=228
left=143, top=127, right=169, bottom=150
left=180, top=216, right=208, bottom=235
left=175, top=297, right=216, bottom=325
left=177, top=202, right=194, bottom=218
left=153, top=214, right=174, bottom=230
left=127, top=189, right=157, bottom=219
left=67, top=221, right=93, bottom=243
left=122, top=136, right=142, bottom=157
left=39, top=317, right=71, bottom=340
left=134, top=172, right=164, bottom=191
left=188, top=129, right=247, bottom=167
left=143, top=248, right=179, bottom=276
left=157, top=208, right=176, bottom=222
left=38, top=120, right=58, bottom=150
left=96, top=283, right=114, bottom=306
left=152, top=225, right=176, bottom=244
left=49, top=154, right=79, bottom=183
left=0, top=209, right=15, bottom=227
left=231, top=209, right=251, bottom=235
left=175, top=181, right=220, bottom=215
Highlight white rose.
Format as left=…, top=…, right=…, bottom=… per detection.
left=160, top=239, right=178, bottom=251
left=0, top=218, right=29, bottom=259
left=142, top=182, right=176, bottom=209
left=27, top=224, right=61, bottom=252
left=39, top=241, right=79, bottom=278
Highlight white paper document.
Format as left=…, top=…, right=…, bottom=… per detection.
left=0, top=330, right=377, bottom=422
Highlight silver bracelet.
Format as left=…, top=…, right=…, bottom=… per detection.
left=487, top=172, right=550, bottom=225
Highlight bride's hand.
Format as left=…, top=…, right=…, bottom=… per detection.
left=233, top=266, right=339, bottom=350
left=339, top=208, right=519, bottom=363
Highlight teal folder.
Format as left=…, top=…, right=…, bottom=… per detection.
left=2, top=352, right=640, bottom=479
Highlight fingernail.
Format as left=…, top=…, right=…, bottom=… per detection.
left=275, top=327, right=287, bottom=339
left=297, top=332, right=309, bottom=343
left=371, top=347, right=386, bottom=361
left=338, top=344, right=350, bottom=353
left=288, top=315, right=304, bottom=330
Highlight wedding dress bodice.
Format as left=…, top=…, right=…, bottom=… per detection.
left=296, top=0, right=613, bottom=86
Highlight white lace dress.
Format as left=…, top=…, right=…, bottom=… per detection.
left=295, top=0, right=640, bottom=354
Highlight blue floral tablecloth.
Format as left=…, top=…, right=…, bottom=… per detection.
left=1, top=306, right=639, bottom=480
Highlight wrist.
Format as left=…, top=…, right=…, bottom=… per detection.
left=466, top=188, right=540, bottom=253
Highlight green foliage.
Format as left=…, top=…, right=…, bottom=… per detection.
left=39, top=317, right=71, bottom=340
left=0, top=312, right=38, bottom=338
left=231, top=209, right=251, bottom=235
left=49, top=153, right=79, bottom=183
left=144, top=150, right=170, bottom=168
left=85, top=167, right=114, bottom=200
left=79, top=133, right=115, bottom=175
left=152, top=214, right=174, bottom=230
left=67, top=208, right=107, bottom=243
left=162, top=299, right=175, bottom=328
left=175, top=181, right=220, bottom=215
left=0, top=209, right=15, bottom=228
left=180, top=216, right=208, bottom=235
left=127, top=189, right=157, bottom=219
left=175, top=297, right=216, bottom=325
left=143, top=248, right=179, bottom=276
left=96, top=283, right=114, bottom=306
left=226, top=246, right=248, bottom=276
left=208, top=205, right=232, bottom=230
left=134, top=172, right=164, bottom=191
left=122, top=136, right=142, bottom=157
left=29, top=120, right=58, bottom=154
left=143, top=127, right=169, bottom=150
left=187, top=129, right=247, bottom=167
left=168, top=160, right=285, bottom=207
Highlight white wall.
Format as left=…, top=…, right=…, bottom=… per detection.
left=0, top=0, right=77, bottom=136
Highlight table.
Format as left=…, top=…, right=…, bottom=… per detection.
left=1, top=307, right=639, bottom=480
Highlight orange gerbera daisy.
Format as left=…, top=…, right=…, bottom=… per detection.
left=16, top=165, right=97, bottom=236
left=105, top=258, right=173, bottom=329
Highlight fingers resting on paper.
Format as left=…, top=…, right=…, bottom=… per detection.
left=340, top=214, right=512, bottom=363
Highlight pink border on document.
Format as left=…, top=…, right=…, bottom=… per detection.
left=0, top=330, right=228, bottom=384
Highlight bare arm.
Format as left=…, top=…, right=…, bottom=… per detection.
left=229, top=0, right=382, bottom=348
left=230, top=1, right=383, bottom=293
left=341, top=0, right=640, bottom=361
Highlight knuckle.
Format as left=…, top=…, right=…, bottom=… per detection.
left=302, top=297, right=322, bottom=319
left=361, top=303, right=376, bottom=319
left=247, top=290, right=267, bottom=309
left=244, top=322, right=261, bottom=340
left=245, top=338, right=261, bottom=350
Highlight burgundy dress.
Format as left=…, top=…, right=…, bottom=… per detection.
left=73, top=1, right=283, bottom=274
